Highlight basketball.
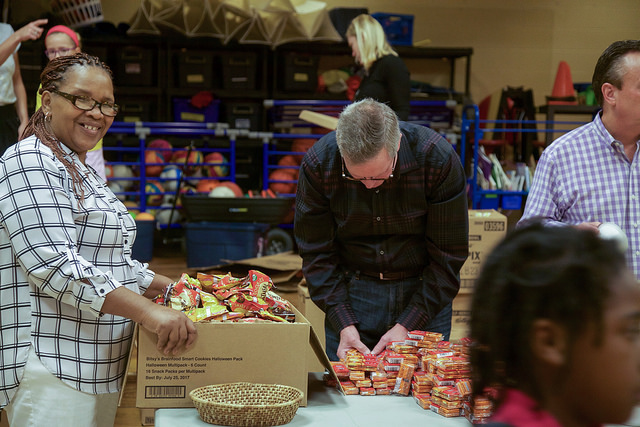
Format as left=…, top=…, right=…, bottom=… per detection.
left=147, top=139, right=173, bottom=162
left=145, top=180, right=165, bottom=206
left=196, top=179, right=219, bottom=193
left=145, top=150, right=165, bottom=177
left=277, top=155, right=300, bottom=179
left=136, top=212, right=155, bottom=221
left=268, top=169, right=298, bottom=195
left=159, top=165, right=182, bottom=192
left=217, top=181, right=244, bottom=197
left=209, top=185, right=236, bottom=198
left=291, top=138, right=316, bottom=161
left=107, top=181, right=126, bottom=201
left=204, top=151, right=229, bottom=177
left=155, top=204, right=183, bottom=225
left=111, top=164, right=135, bottom=189
left=172, top=149, right=203, bottom=175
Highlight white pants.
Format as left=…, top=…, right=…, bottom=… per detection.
left=5, top=347, right=119, bottom=427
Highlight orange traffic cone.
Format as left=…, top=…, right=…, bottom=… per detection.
left=547, top=61, right=577, bottom=105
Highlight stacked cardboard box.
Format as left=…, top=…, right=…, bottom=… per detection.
left=452, top=209, right=507, bottom=340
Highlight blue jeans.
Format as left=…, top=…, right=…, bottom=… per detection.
left=324, top=273, right=453, bottom=361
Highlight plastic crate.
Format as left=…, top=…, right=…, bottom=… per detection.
left=182, top=195, right=294, bottom=224
left=479, top=194, right=499, bottom=209
left=223, top=102, right=262, bottom=130
left=222, top=52, right=257, bottom=90
left=371, top=12, right=414, bottom=46
left=173, top=98, right=220, bottom=123
left=177, top=51, right=213, bottom=88
left=185, top=222, right=269, bottom=267
left=501, top=194, right=523, bottom=210
left=115, top=46, right=155, bottom=87
left=280, top=54, right=319, bottom=92
left=132, top=219, right=155, bottom=262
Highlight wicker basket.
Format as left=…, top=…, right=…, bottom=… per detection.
left=51, top=0, right=104, bottom=29
left=189, top=382, right=304, bottom=426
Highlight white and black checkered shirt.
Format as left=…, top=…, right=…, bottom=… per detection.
left=0, top=135, right=155, bottom=409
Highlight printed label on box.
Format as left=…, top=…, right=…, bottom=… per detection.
left=125, top=63, right=141, bottom=74
left=187, top=74, right=204, bottom=83
left=180, top=112, right=205, bottom=122
left=459, top=210, right=508, bottom=288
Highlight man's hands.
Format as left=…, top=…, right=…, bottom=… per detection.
left=138, top=303, right=198, bottom=356
left=337, top=323, right=410, bottom=359
left=371, top=324, right=409, bottom=355
left=337, top=325, right=370, bottom=360
left=336, top=323, right=409, bottom=360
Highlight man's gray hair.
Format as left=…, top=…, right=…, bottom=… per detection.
left=336, top=98, right=401, bottom=164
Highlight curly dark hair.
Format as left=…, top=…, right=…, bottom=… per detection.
left=21, top=52, right=113, bottom=201
left=470, top=220, right=626, bottom=404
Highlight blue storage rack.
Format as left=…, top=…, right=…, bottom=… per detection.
left=460, top=104, right=592, bottom=209
left=104, top=121, right=237, bottom=227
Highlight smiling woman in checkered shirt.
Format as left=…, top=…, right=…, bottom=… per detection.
left=0, top=52, right=197, bottom=427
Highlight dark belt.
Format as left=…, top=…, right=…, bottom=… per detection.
left=356, top=268, right=422, bottom=281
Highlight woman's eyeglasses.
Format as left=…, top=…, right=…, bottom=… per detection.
left=44, top=48, right=76, bottom=60
left=341, top=154, right=396, bottom=183
left=50, top=89, right=119, bottom=117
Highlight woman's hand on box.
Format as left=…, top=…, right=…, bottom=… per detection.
left=141, top=305, right=198, bottom=356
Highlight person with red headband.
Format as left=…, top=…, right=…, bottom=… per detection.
left=0, top=18, right=48, bottom=156
left=35, top=24, right=107, bottom=181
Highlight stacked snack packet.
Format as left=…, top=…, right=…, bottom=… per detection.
left=326, top=331, right=493, bottom=422
left=154, top=271, right=296, bottom=323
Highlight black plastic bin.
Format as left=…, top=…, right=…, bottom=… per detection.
left=181, top=195, right=295, bottom=224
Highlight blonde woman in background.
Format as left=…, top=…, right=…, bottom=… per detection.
left=346, top=14, right=410, bottom=120
left=36, top=24, right=107, bottom=180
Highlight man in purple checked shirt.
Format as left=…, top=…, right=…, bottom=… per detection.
left=519, top=40, right=640, bottom=279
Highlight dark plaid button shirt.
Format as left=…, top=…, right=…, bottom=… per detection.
left=294, top=122, right=469, bottom=333
left=0, top=136, right=154, bottom=409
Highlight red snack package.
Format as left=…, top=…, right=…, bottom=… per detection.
left=242, top=270, right=274, bottom=299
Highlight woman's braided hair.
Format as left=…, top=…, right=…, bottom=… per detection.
left=469, top=220, right=625, bottom=405
left=22, top=52, right=113, bottom=201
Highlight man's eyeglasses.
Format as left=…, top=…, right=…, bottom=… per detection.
left=50, top=88, right=119, bottom=117
left=44, top=48, right=76, bottom=60
left=341, top=154, right=397, bottom=183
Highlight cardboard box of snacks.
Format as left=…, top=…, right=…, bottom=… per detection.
left=297, top=281, right=326, bottom=373
left=136, top=305, right=332, bottom=410
left=459, top=210, right=507, bottom=293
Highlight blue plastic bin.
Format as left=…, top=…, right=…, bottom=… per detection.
left=173, top=98, right=220, bottom=123
left=185, top=222, right=269, bottom=268
left=501, top=194, right=523, bottom=210
left=479, top=194, right=500, bottom=210
left=371, top=13, right=414, bottom=46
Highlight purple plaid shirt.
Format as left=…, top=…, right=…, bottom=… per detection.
left=294, top=122, right=469, bottom=333
left=519, top=112, right=640, bottom=278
